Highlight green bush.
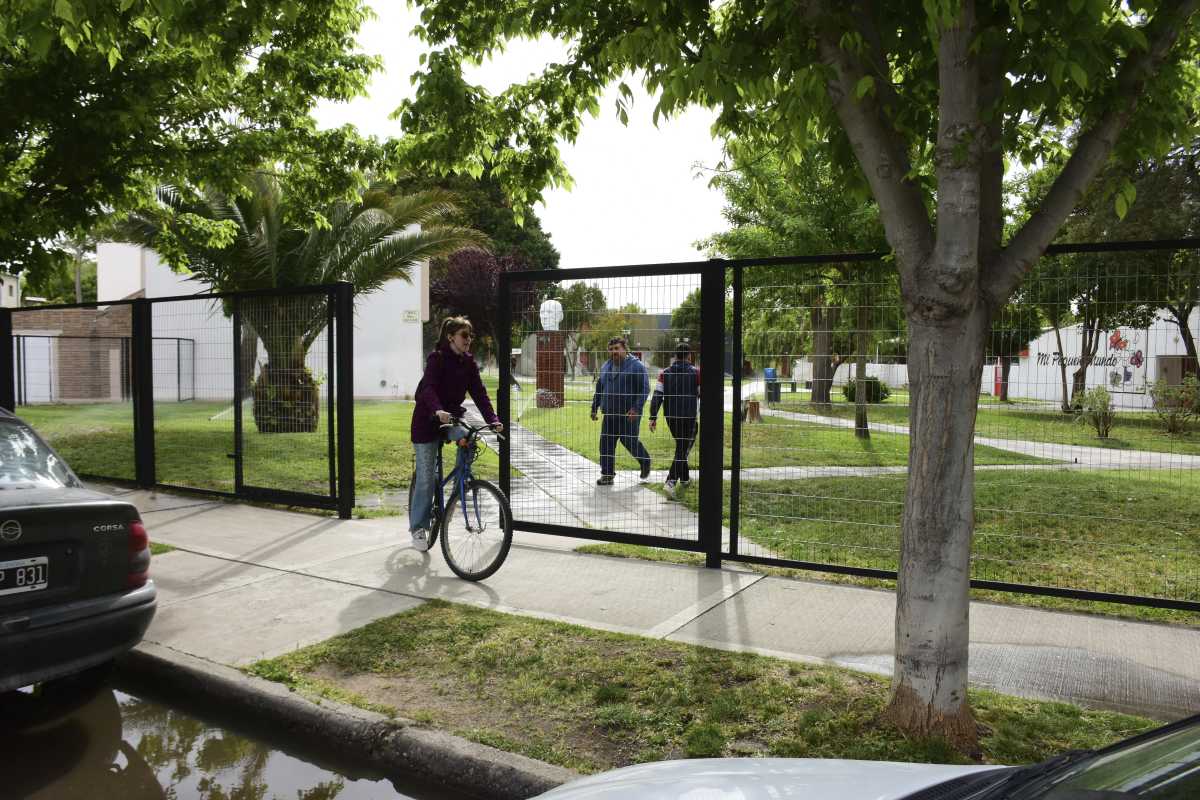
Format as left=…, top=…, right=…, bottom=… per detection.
left=1076, top=385, right=1117, bottom=439
left=842, top=376, right=891, bottom=404
left=1150, top=376, right=1200, bottom=434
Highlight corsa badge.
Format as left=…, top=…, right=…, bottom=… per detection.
left=0, top=520, right=21, bottom=543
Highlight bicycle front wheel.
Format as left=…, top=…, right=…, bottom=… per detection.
left=439, top=479, right=512, bottom=581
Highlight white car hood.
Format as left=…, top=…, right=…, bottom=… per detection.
left=536, top=758, right=1004, bottom=800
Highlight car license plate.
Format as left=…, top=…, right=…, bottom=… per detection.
left=0, top=556, right=49, bottom=597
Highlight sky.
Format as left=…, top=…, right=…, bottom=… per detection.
left=310, top=2, right=729, bottom=309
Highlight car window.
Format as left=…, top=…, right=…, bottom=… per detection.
left=1042, top=722, right=1200, bottom=799
left=0, top=421, right=79, bottom=489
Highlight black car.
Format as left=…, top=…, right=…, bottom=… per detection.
left=0, top=409, right=156, bottom=692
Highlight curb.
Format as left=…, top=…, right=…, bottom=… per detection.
left=114, top=642, right=579, bottom=800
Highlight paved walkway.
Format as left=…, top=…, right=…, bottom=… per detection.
left=105, top=482, right=1200, bottom=722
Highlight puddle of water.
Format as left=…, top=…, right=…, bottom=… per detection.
left=0, top=682, right=468, bottom=800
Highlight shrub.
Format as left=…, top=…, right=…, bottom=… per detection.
left=1150, top=376, right=1200, bottom=434
left=1075, top=385, right=1117, bottom=438
left=842, top=376, right=891, bottom=404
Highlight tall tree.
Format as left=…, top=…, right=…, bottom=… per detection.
left=408, top=174, right=561, bottom=351
left=670, top=288, right=703, bottom=350
left=19, top=246, right=98, bottom=305
left=429, top=250, right=537, bottom=360
left=120, top=171, right=487, bottom=431
left=1, top=0, right=381, bottom=269
left=986, top=299, right=1041, bottom=402
left=699, top=146, right=895, bottom=419
left=400, top=0, right=1200, bottom=746
left=1080, top=144, right=1200, bottom=376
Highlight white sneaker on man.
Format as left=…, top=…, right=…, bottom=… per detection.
left=664, top=479, right=677, bottom=500
left=411, top=529, right=432, bottom=552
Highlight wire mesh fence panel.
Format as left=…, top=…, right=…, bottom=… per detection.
left=238, top=290, right=335, bottom=500
left=151, top=298, right=235, bottom=494
left=10, top=305, right=136, bottom=481
left=507, top=273, right=705, bottom=546
left=732, top=248, right=1200, bottom=611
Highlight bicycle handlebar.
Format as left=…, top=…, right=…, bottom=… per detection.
left=439, top=416, right=506, bottom=442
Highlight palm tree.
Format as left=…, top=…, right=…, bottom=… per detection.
left=121, top=170, right=488, bottom=432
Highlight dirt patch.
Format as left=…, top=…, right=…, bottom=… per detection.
left=307, top=665, right=634, bottom=771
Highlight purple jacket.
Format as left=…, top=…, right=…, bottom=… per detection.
left=410, top=343, right=499, bottom=443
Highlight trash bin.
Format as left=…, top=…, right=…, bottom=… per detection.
left=763, top=367, right=780, bottom=404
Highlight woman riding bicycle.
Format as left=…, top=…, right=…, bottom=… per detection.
left=409, top=316, right=504, bottom=552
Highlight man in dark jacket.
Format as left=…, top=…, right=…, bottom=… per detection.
left=649, top=343, right=700, bottom=497
left=590, top=336, right=651, bottom=486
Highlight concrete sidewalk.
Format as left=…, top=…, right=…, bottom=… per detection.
left=106, top=483, right=1200, bottom=722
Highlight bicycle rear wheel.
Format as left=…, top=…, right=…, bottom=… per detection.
left=439, top=479, right=512, bottom=581
left=408, top=471, right=440, bottom=547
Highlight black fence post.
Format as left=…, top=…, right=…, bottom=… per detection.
left=699, top=261, right=726, bottom=568
left=729, top=264, right=743, bottom=556
left=232, top=297, right=244, bottom=492
left=335, top=281, right=355, bottom=519
left=0, top=309, right=14, bottom=412
left=131, top=299, right=156, bottom=488
left=497, top=276, right=512, bottom=500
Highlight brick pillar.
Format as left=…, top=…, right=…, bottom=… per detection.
left=536, top=331, right=565, bottom=408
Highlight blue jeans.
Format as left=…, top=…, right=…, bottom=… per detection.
left=409, top=425, right=468, bottom=533
left=599, top=413, right=650, bottom=476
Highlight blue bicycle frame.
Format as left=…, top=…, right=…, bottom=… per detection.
left=432, top=423, right=490, bottom=528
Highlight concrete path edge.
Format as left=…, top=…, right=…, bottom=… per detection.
left=114, top=642, right=579, bottom=800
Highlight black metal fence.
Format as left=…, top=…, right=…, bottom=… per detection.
left=498, top=241, right=1200, bottom=612
left=0, top=283, right=355, bottom=518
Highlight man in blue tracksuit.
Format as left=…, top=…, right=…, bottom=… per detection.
left=590, top=335, right=651, bottom=486
left=649, top=343, right=700, bottom=497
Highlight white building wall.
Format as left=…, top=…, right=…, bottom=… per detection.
left=997, top=307, right=1199, bottom=409
left=0, top=272, right=22, bottom=308
left=96, top=243, right=147, bottom=301
left=96, top=243, right=428, bottom=401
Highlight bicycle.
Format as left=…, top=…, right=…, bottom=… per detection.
left=407, top=417, right=514, bottom=581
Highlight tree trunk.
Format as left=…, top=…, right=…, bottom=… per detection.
left=855, top=300, right=871, bottom=439
left=239, top=329, right=258, bottom=400
left=999, top=357, right=1013, bottom=402
left=884, top=306, right=989, bottom=752
left=252, top=334, right=319, bottom=434
left=1070, top=316, right=1101, bottom=408
left=810, top=303, right=841, bottom=409
left=73, top=249, right=83, bottom=304
left=1171, top=305, right=1199, bottom=378
left=1052, top=322, right=1071, bottom=413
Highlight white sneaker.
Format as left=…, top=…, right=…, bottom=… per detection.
left=411, top=529, right=432, bottom=552
left=664, top=479, right=677, bottom=499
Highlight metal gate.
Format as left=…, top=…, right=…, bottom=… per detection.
left=497, top=261, right=724, bottom=562
left=0, top=283, right=355, bottom=518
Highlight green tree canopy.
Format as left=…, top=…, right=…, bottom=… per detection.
left=1, top=0, right=381, bottom=268
left=700, top=146, right=896, bottom=408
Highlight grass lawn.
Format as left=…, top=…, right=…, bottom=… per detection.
left=773, top=396, right=1200, bottom=456
left=17, top=400, right=501, bottom=505
left=248, top=600, right=1155, bottom=774
left=517, top=401, right=1046, bottom=470
left=583, top=468, right=1200, bottom=626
